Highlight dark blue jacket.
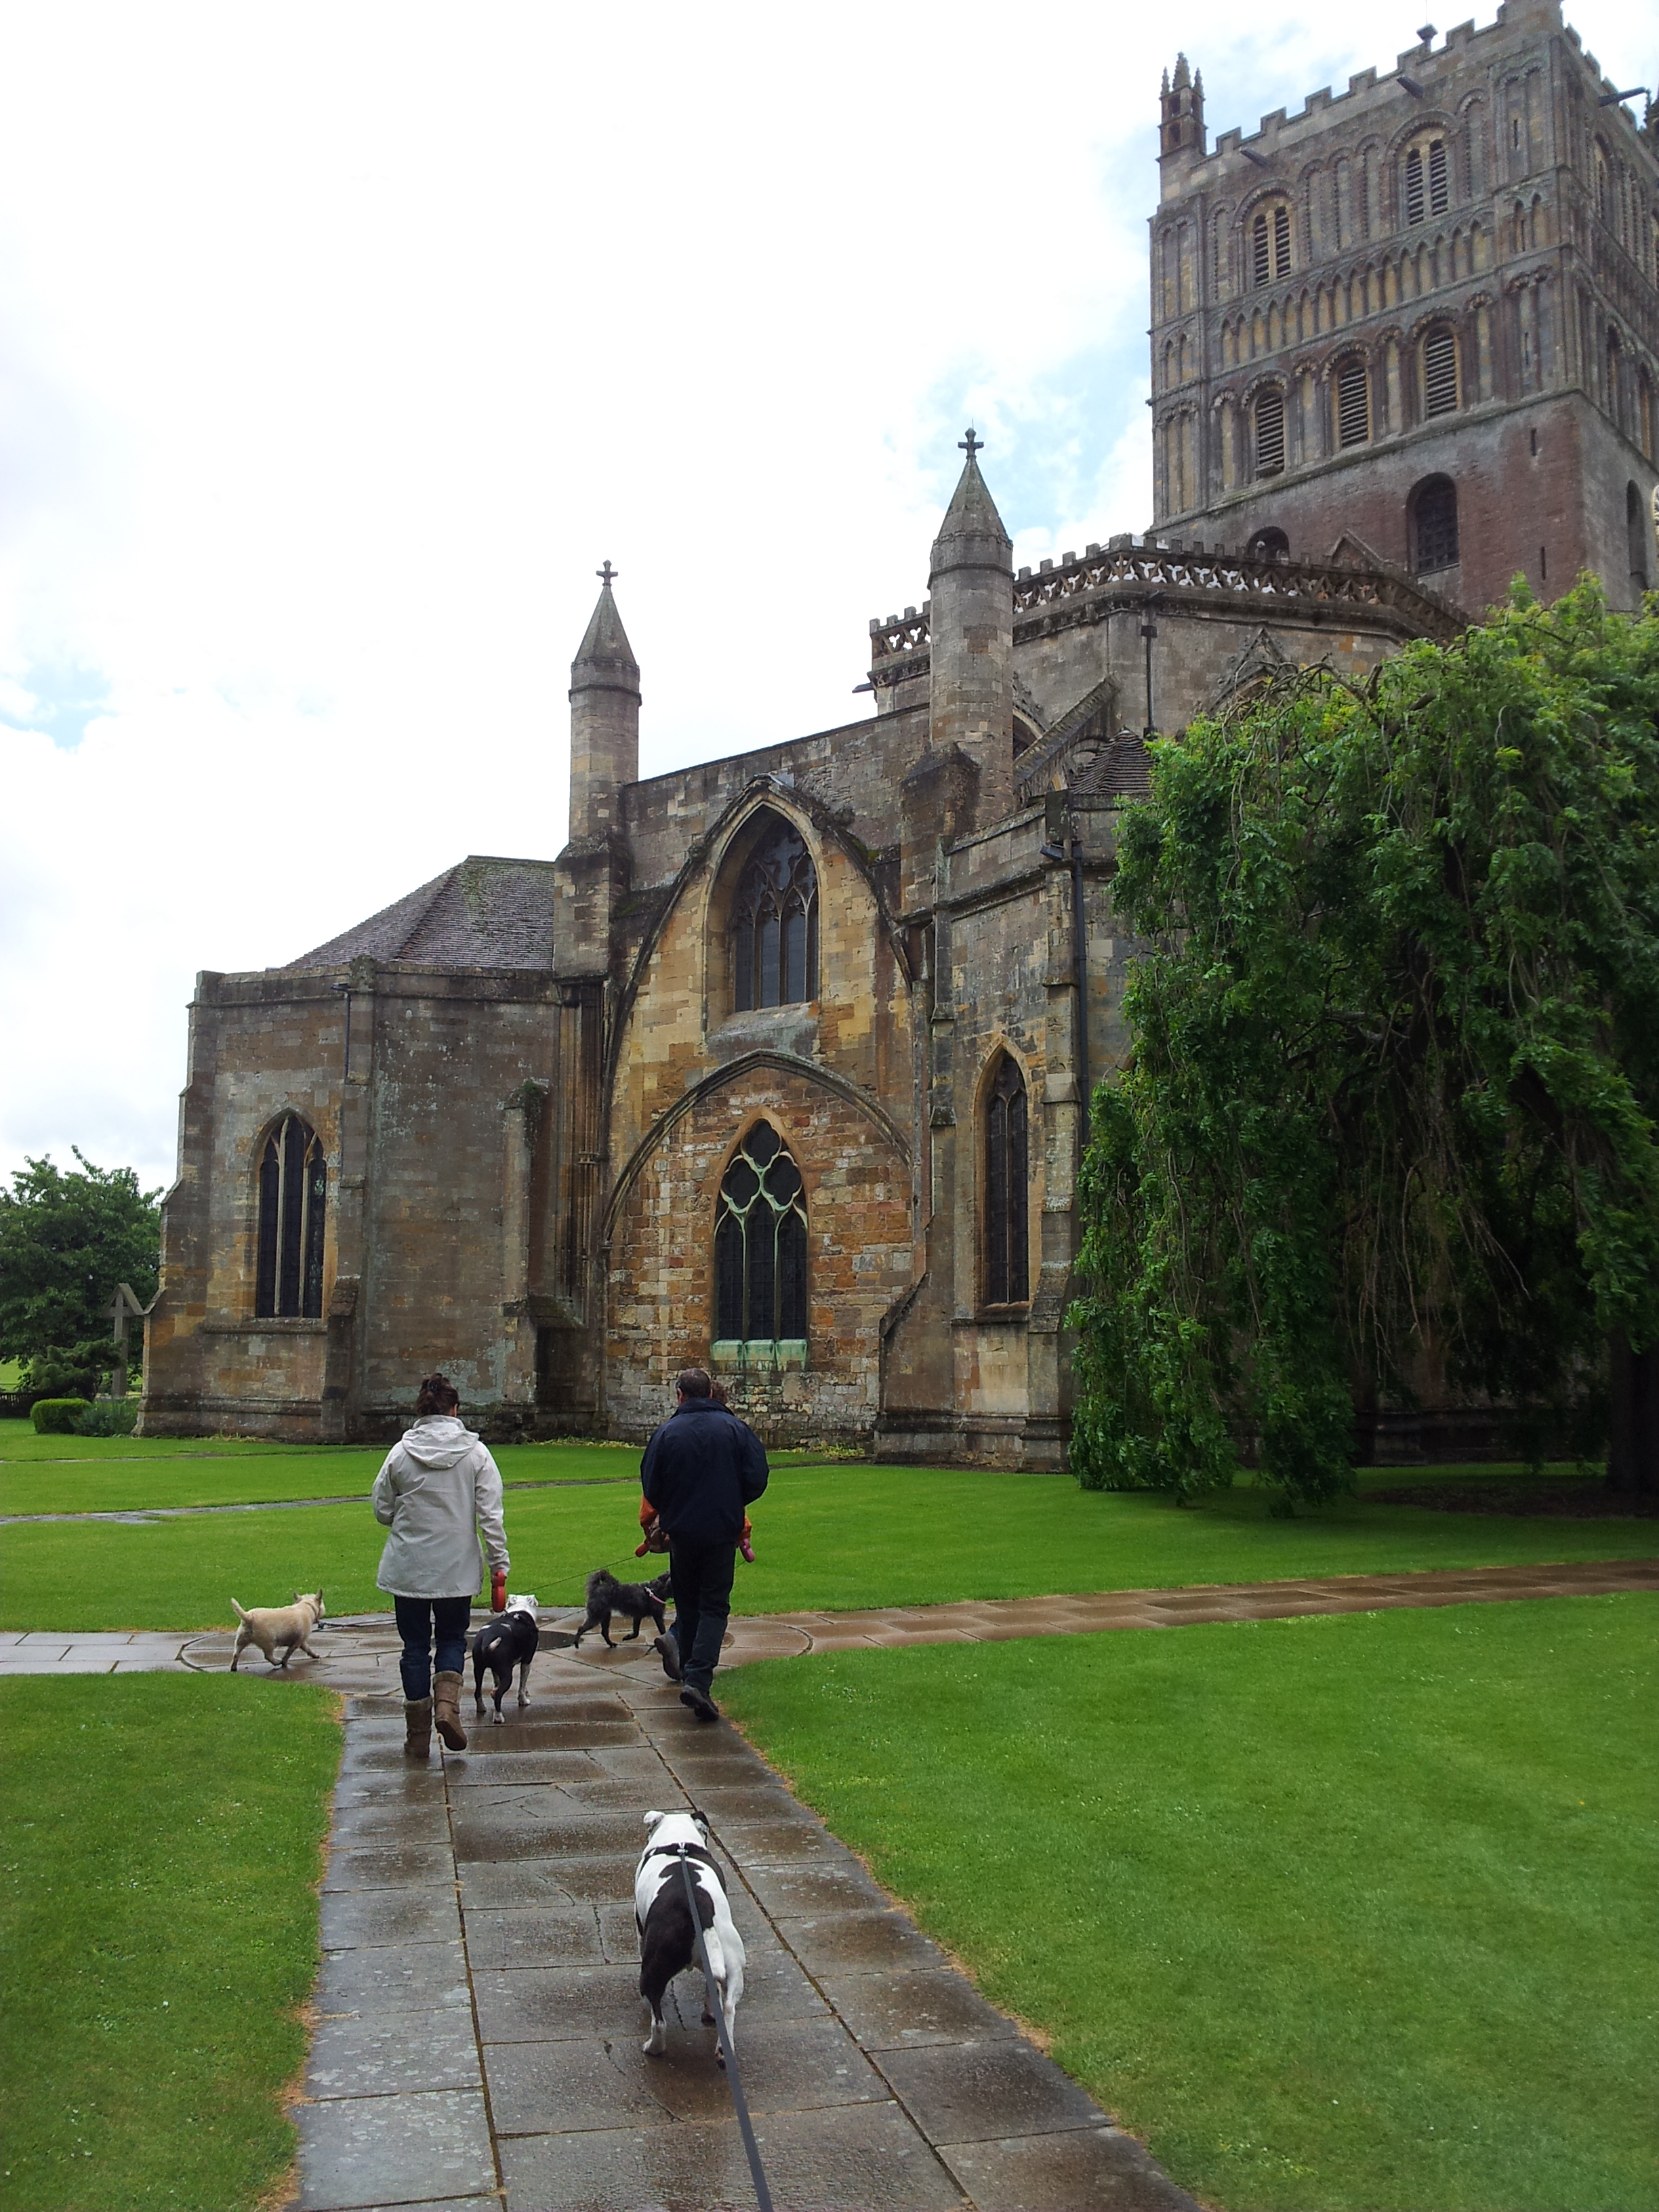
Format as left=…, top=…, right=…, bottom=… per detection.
left=640, top=1399, right=769, bottom=1546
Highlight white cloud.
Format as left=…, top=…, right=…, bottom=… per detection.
left=1, top=0, right=1647, bottom=1191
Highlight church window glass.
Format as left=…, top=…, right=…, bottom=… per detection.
left=1254, top=386, right=1286, bottom=476
left=983, top=1053, right=1029, bottom=1307
left=1412, top=476, right=1459, bottom=573
left=731, top=819, right=817, bottom=1012
left=713, top=1123, right=808, bottom=1355
left=255, top=1115, right=326, bottom=1319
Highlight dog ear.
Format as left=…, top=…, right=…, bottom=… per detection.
left=643, top=1809, right=666, bottom=1830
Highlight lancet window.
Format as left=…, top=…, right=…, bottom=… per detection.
left=731, top=819, right=817, bottom=1012
left=713, top=1123, right=808, bottom=1355
left=983, top=1053, right=1029, bottom=1307
left=1412, top=476, right=1460, bottom=574
left=1254, top=386, right=1286, bottom=477
left=255, top=1115, right=327, bottom=1319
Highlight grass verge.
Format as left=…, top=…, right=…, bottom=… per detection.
left=0, top=1675, right=340, bottom=2212
left=3, top=1461, right=1656, bottom=1633
left=720, top=1595, right=1658, bottom=2212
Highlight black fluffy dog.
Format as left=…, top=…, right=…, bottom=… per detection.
left=471, top=1596, right=540, bottom=1722
left=573, top=1569, right=673, bottom=1650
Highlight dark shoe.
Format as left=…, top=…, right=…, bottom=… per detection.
left=679, top=1683, right=719, bottom=1723
left=653, top=1634, right=682, bottom=1683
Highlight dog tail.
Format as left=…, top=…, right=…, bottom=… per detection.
left=231, top=1599, right=249, bottom=1622
left=699, top=1926, right=727, bottom=1984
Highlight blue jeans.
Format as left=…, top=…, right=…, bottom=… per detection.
left=668, top=1539, right=736, bottom=1694
left=394, top=1595, right=472, bottom=1701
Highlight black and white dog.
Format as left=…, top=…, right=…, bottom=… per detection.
left=573, top=1568, right=674, bottom=1650
left=470, top=1595, right=540, bottom=1722
left=635, top=1809, right=745, bottom=2066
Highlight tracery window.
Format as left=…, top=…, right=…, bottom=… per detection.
left=1254, top=386, right=1286, bottom=476
left=713, top=1123, right=808, bottom=1355
left=1412, top=476, right=1460, bottom=574
left=731, top=819, right=817, bottom=1012
left=983, top=1053, right=1029, bottom=1307
left=1422, top=326, right=1460, bottom=417
left=1336, top=355, right=1371, bottom=447
left=255, top=1115, right=326, bottom=1319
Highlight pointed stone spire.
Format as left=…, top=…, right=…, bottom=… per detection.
left=928, top=431, right=1014, bottom=822
left=1160, top=52, right=1206, bottom=165
left=568, top=562, right=640, bottom=842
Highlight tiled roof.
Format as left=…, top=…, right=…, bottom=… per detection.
left=288, top=857, right=557, bottom=972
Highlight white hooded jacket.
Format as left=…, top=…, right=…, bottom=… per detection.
left=373, top=1415, right=510, bottom=1600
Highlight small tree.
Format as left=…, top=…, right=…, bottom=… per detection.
left=0, top=1151, right=163, bottom=1398
left=1071, top=579, right=1659, bottom=1507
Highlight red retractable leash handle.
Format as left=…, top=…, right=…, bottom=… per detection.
left=490, top=1568, right=506, bottom=1613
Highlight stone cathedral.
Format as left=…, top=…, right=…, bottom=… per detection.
left=142, top=0, right=1658, bottom=1458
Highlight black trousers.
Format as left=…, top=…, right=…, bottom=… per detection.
left=668, top=1538, right=737, bottom=1692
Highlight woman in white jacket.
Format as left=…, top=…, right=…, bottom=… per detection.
left=373, top=1373, right=510, bottom=1758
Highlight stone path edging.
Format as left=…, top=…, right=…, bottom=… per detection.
left=291, top=1660, right=1201, bottom=2212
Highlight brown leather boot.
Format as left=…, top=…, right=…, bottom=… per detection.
left=403, top=1698, right=433, bottom=1760
left=432, top=1671, right=468, bottom=1751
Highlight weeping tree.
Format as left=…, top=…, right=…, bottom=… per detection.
left=1071, top=578, right=1659, bottom=1507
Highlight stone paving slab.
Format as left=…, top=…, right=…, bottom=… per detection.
left=282, top=1656, right=1204, bottom=2212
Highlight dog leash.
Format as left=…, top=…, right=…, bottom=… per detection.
left=670, top=1846, right=775, bottom=2212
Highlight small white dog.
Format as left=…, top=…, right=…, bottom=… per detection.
left=635, top=1809, right=745, bottom=2066
left=230, top=1591, right=326, bottom=1671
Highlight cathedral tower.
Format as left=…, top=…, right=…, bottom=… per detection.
left=927, top=432, right=1015, bottom=818
left=567, top=562, right=640, bottom=842
left=1149, top=0, right=1658, bottom=614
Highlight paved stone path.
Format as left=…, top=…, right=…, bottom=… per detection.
left=291, top=1657, right=1200, bottom=2212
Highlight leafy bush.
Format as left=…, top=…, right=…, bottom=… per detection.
left=73, top=1399, right=139, bottom=1437
left=30, top=1398, right=92, bottom=1435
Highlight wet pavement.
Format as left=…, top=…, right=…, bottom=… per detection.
left=288, top=1654, right=1201, bottom=2212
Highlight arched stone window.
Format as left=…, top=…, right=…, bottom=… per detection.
left=731, top=818, right=817, bottom=1012
left=1404, top=136, right=1450, bottom=228
left=1254, top=386, right=1286, bottom=477
left=713, top=1122, right=808, bottom=1358
left=983, top=1053, right=1029, bottom=1307
left=255, top=1114, right=326, bottom=1319
left=1247, top=527, right=1290, bottom=562
left=1421, top=325, right=1460, bottom=417
left=1411, top=475, right=1460, bottom=575
left=1250, top=201, right=1292, bottom=288
left=1335, top=354, right=1371, bottom=447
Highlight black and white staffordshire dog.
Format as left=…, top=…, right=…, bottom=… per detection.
left=573, top=1568, right=673, bottom=1650
left=470, top=1595, right=539, bottom=1722
left=635, top=1808, right=745, bottom=2066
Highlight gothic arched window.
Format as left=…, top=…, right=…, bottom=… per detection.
left=713, top=1123, right=808, bottom=1353
left=1335, top=354, right=1371, bottom=447
left=1421, top=325, right=1460, bottom=417
left=984, top=1053, right=1029, bottom=1307
left=731, top=819, right=817, bottom=1012
left=255, top=1115, right=326, bottom=1318
left=1254, top=386, right=1286, bottom=477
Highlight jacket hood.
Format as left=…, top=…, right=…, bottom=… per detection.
left=398, top=1414, right=480, bottom=1469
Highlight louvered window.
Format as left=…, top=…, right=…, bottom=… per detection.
left=1413, top=476, right=1459, bottom=573
left=1427, top=138, right=1449, bottom=215
left=1422, top=328, right=1459, bottom=416
left=256, top=1115, right=327, bottom=1319
left=984, top=1054, right=1029, bottom=1306
left=1250, top=203, right=1292, bottom=287
left=731, top=818, right=817, bottom=1012
left=1254, top=386, right=1286, bottom=476
left=1273, top=203, right=1290, bottom=274
left=1336, top=357, right=1370, bottom=447
left=1406, top=147, right=1425, bottom=226
left=713, top=1123, right=808, bottom=1355
left=1252, top=211, right=1271, bottom=287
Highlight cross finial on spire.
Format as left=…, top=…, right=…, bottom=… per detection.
left=959, top=426, right=983, bottom=462
left=597, top=560, right=617, bottom=588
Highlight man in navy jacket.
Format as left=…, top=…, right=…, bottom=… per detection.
left=641, top=1367, right=769, bottom=1721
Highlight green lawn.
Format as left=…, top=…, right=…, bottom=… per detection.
left=721, top=1595, right=1659, bottom=2212
left=2, top=1458, right=1654, bottom=1633
left=0, top=1675, right=340, bottom=2212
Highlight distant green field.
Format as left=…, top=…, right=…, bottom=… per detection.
left=3, top=1454, right=1653, bottom=1633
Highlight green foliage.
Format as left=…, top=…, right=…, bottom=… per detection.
left=73, top=1399, right=139, bottom=1437
left=0, top=1151, right=162, bottom=1397
left=1073, top=580, right=1659, bottom=1505
left=30, top=1397, right=92, bottom=1435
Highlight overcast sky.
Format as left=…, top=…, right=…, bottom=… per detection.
left=2, top=0, right=1647, bottom=1197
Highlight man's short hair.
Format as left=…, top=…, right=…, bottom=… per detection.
left=676, top=1367, right=714, bottom=1399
